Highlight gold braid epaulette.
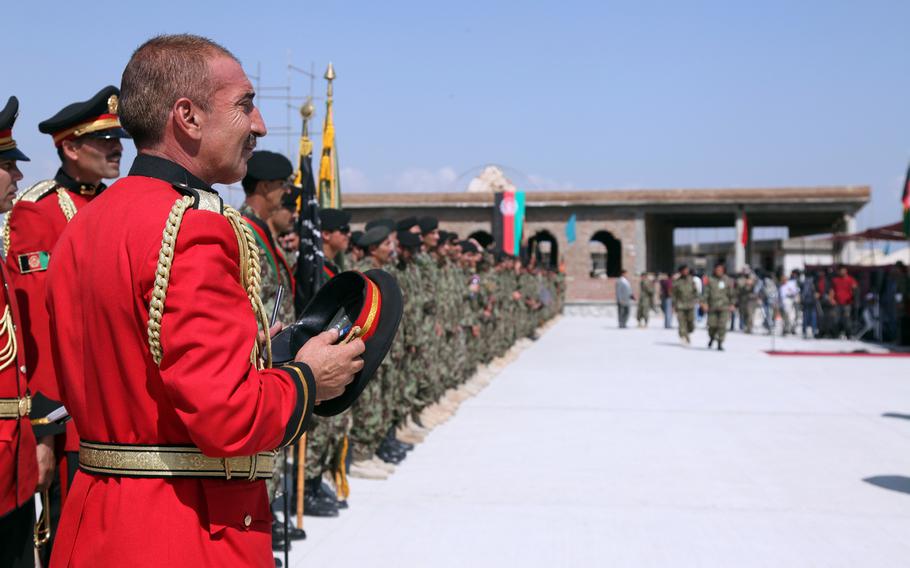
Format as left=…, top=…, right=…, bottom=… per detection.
left=55, top=188, right=77, bottom=222
left=2, top=179, right=59, bottom=255
left=0, top=305, right=18, bottom=371
left=147, top=199, right=272, bottom=369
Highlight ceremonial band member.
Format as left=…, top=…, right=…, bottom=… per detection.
left=3, top=85, right=129, bottom=564
left=0, top=96, right=39, bottom=568
left=45, top=34, right=364, bottom=567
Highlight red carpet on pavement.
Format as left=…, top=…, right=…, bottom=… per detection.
left=766, top=350, right=910, bottom=357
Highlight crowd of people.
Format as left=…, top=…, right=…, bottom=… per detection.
left=0, top=34, right=566, bottom=568
left=619, top=261, right=910, bottom=345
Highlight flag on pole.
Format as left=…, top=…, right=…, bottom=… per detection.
left=318, top=63, right=340, bottom=209
left=293, top=100, right=325, bottom=315
left=902, top=161, right=910, bottom=237
left=492, top=190, right=526, bottom=256
left=566, top=213, right=577, bottom=244
left=740, top=212, right=749, bottom=247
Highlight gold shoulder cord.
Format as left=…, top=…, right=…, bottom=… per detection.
left=55, top=189, right=77, bottom=222
left=0, top=305, right=18, bottom=371
left=147, top=199, right=272, bottom=370
left=2, top=179, right=59, bottom=255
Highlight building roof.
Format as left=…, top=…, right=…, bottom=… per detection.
left=343, top=186, right=870, bottom=209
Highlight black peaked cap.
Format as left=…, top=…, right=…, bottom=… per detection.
left=0, top=96, right=29, bottom=161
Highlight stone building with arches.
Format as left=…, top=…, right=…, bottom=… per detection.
left=344, top=186, right=869, bottom=302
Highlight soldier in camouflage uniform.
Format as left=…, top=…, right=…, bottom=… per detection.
left=238, top=151, right=308, bottom=545
left=735, top=268, right=757, bottom=334
left=299, top=208, right=353, bottom=517
left=637, top=272, right=655, bottom=328
left=671, top=265, right=699, bottom=344
left=704, top=262, right=736, bottom=350
left=348, top=225, right=401, bottom=478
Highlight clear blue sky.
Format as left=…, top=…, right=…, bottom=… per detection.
left=6, top=0, right=910, bottom=229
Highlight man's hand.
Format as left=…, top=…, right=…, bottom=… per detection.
left=295, top=330, right=364, bottom=402
left=36, top=435, right=55, bottom=491
left=258, top=322, right=284, bottom=356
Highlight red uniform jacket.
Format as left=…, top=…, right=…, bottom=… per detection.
left=0, top=262, right=37, bottom=518
left=5, top=169, right=98, bottom=453
left=46, top=156, right=315, bottom=568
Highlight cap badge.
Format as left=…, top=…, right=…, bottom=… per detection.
left=107, top=95, right=119, bottom=115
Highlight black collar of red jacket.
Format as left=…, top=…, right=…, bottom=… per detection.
left=54, top=168, right=106, bottom=196
left=128, top=154, right=215, bottom=194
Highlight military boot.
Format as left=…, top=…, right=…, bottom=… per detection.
left=303, top=478, right=339, bottom=517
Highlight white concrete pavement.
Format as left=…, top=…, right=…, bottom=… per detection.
left=287, top=315, right=910, bottom=568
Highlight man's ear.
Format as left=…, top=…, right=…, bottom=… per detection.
left=172, top=97, right=203, bottom=141
left=60, top=140, right=81, bottom=163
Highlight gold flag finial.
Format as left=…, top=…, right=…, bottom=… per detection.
left=300, top=97, right=315, bottom=120
left=324, top=62, right=336, bottom=81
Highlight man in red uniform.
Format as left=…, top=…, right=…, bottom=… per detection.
left=45, top=34, right=364, bottom=567
left=4, top=85, right=130, bottom=564
left=831, top=264, right=859, bottom=339
left=0, top=96, right=39, bottom=568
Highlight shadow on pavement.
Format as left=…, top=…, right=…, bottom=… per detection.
left=882, top=412, right=910, bottom=421
left=863, top=475, right=910, bottom=496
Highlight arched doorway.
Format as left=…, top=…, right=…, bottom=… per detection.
left=526, top=230, right=559, bottom=270
left=590, top=230, right=622, bottom=277
left=468, top=230, right=494, bottom=251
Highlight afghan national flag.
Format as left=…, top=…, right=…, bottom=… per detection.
left=318, top=103, right=341, bottom=209
left=293, top=124, right=325, bottom=316
left=493, top=190, right=526, bottom=256
left=740, top=212, right=749, bottom=247
left=902, top=161, right=910, bottom=237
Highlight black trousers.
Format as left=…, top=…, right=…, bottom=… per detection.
left=0, top=497, right=36, bottom=568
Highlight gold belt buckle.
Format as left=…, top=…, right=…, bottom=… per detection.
left=18, top=395, right=30, bottom=417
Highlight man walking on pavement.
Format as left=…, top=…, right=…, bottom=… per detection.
left=672, top=265, right=699, bottom=345
left=704, top=262, right=735, bottom=351
left=615, top=269, right=633, bottom=329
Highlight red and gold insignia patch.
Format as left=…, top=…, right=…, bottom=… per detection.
left=17, top=251, right=50, bottom=274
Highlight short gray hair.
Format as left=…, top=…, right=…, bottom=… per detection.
left=120, top=34, right=238, bottom=148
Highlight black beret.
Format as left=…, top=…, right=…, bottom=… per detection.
left=397, top=230, right=422, bottom=250
left=0, top=96, right=29, bottom=162
left=39, top=85, right=130, bottom=147
left=358, top=226, right=391, bottom=248
left=365, top=218, right=395, bottom=232
left=244, top=150, right=293, bottom=183
left=350, top=231, right=364, bottom=248
left=418, top=216, right=438, bottom=234
left=459, top=240, right=478, bottom=254
left=396, top=216, right=418, bottom=231
left=438, top=230, right=449, bottom=243
left=320, top=208, right=351, bottom=231
left=446, top=231, right=459, bottom=243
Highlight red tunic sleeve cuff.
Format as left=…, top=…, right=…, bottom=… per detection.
left=276, top=362, right=316, bottom=447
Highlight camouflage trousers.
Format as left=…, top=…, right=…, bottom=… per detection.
left=676, top=307, right=695, bottom=338
left=304, top=413, right=348, bottom=480
left=349, top=365, right=389, bottom=461
left=637, top=301, right=652, bottom=324
left=708, top=309, right=730, bottom=343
